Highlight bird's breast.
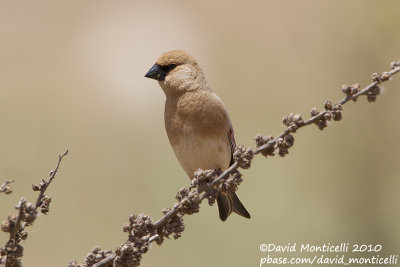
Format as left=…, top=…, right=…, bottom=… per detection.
left=169, top=126, right=231, bottom=178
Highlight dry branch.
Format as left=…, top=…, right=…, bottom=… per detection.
left=0, top=150, right=69, bottom=267
left=70, top=59, right=400, bottom=267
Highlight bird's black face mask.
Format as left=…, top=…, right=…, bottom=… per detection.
left=145, top=64, right=177, bottom=81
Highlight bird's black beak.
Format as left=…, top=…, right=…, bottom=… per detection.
left=145, top=64, right=166, bottom=81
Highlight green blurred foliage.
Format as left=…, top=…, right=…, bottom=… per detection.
left=0, top=0, right=399, bottom=266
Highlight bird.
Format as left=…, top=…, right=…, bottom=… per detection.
left=145, top=50, right=250, bottom=221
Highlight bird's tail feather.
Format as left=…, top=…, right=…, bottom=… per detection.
left=217, top=192, right=250, bottom=221
left=231, top=192, right=251, bottom=219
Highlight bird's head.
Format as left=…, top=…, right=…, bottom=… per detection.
left=145, top=50, right=209, bottom=95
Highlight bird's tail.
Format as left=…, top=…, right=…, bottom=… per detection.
left=217, top=192, right=251, bottom=221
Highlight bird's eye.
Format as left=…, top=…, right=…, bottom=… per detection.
left=160, top=64, right=177, bottom=73
left=167, top=64, right=177, bottom=71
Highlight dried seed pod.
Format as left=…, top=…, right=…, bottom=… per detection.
left=255, top=134, right=275, bottom=157
left=284, top=134, right=295, bottom=148
left=310, top=107, right=319, bottom=117
left=233, top=145, right=254, bottom=169
left=1, top=215, right=16, bottom=233
left=341, top=84, right=352, bottom=95
left=351, top=83, right=360, bottom=94
left=216, top=170, right=243, bottom=194
left=176, top=188, right=200, bottom=215
left=371, top=72, right=380, bottom=82
left=380, top=72, right=390, bottom=81
left=390, top=60, right=400, bottom=69
left=317, top=119, right=327, bottom=130
left=370, top=85, right=380, bottom=95
left=367, top=93, right=377, bottom=102
left=324, top=100, right=333, bottom=110
left=32, top=184, right=40, bottom=191
left=324, top=112, right=332, bottom=121
left=288, top=122, right=297, bottom=133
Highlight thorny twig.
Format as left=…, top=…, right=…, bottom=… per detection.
left=71, top=60, right=400, bottom=267
left=0, top=150, right=69, bottom=267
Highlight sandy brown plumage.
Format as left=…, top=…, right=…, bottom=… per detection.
left=145, top=50, right=250, bottom=221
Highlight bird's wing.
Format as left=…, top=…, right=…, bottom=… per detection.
left=227, top=122, right=236, bottom=166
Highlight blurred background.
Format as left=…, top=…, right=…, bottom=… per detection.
left=0, top=0, right=399, bottom=266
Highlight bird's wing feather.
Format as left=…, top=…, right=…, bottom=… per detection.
left=227, top=122, right=236, bottom=166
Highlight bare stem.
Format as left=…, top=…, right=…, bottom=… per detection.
left=34, top=150, right=69, bottom=211
left=7, top=199, right=26, bottom=244
left=1, top=150, right=69, bottom=267
left=74, top=63, right=400, bottom=267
